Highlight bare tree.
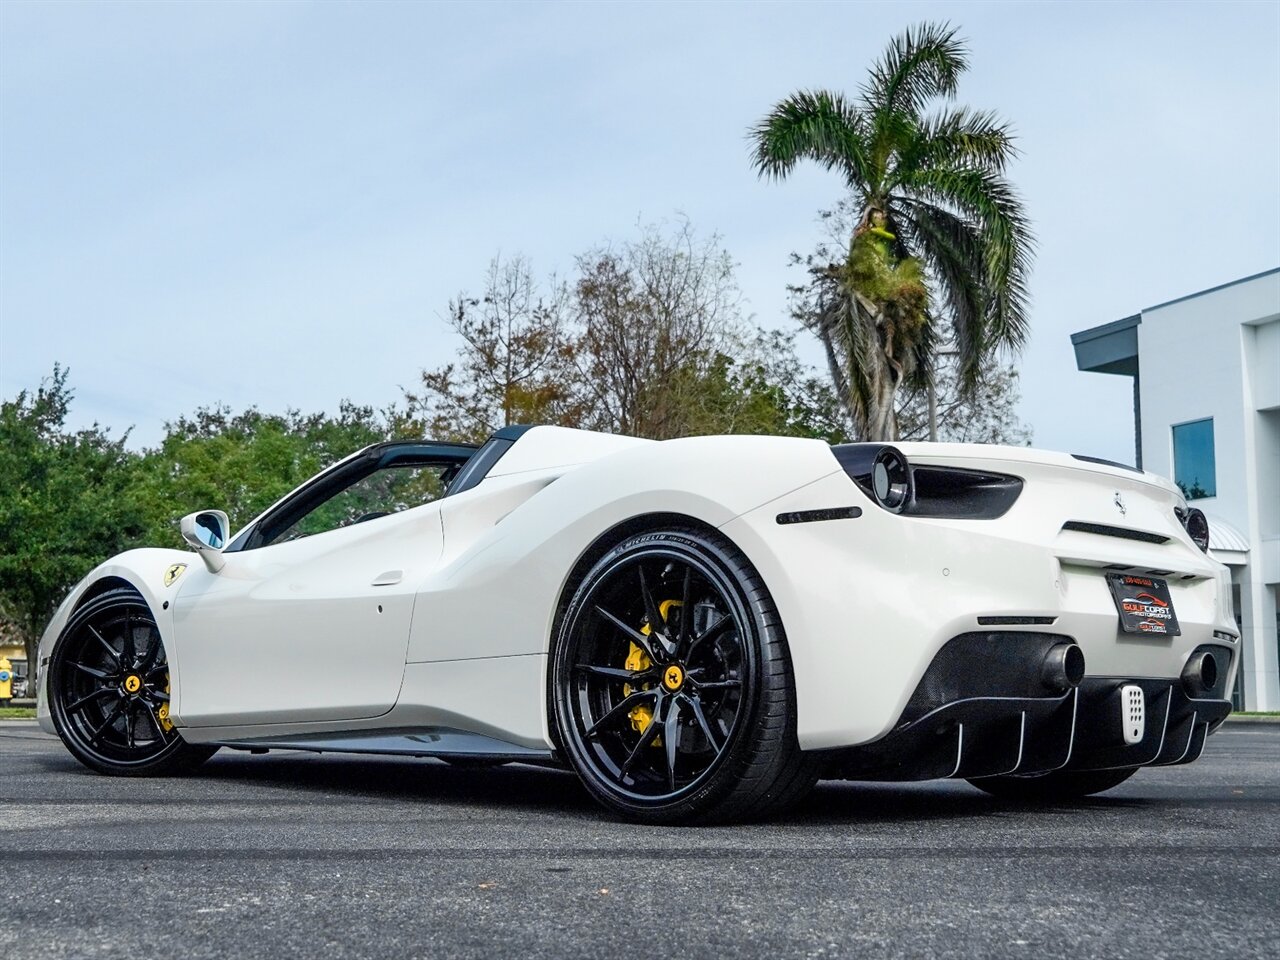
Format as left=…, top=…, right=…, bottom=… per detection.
left=573, top=220, right=743, bottom=438
left=896, top=351, right=1031, bottom=445
left=406, top=256, right=583, bottom=441
left=413, top=221, right=850, bottom=445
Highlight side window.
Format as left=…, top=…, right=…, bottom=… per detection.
left=266, top=464, right=446, bottom=546
left=1172, top=418, right=1216, bottom=500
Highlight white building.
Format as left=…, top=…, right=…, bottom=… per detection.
left=1072, top=268, right=1280, bottom=710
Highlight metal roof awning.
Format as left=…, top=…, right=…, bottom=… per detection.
left=1206, top=513, right=1250, bottom=566
left=1070, top=314, right=1144, bottom=469
left=1070, top=314, right=1140, bottom=376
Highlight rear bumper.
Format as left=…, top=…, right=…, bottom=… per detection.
left=721, top=468, right=1238, bottom=752
left=821, top=632, right=1233, bottom=781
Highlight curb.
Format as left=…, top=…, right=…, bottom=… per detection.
left=1222, top=715, right=1280, bottom=727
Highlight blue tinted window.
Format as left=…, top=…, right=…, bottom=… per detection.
left=1172, top=418, right=1216, bottom=500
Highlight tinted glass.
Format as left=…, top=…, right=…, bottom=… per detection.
left=195, top=513, right=224, bottom=548
left=265, top=464, right=446, bottom=546
left=1172, top=418, right=1216, bottom=500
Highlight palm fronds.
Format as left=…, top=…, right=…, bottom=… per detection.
left=862, top=21, right=967, bottom=116
left=749, top=90, right=871, bottom=187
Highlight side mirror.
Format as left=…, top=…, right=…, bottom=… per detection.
left=180, top=510, right=230, bottom=573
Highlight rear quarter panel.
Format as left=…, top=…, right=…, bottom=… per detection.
left=409, top=434, right=844, bottom=665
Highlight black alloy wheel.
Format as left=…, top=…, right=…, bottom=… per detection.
left=968, top=766, right=1138, bottom=801
left=49, top=588, right=217, bottom=776
left=552, top=528, right=819, bottom=824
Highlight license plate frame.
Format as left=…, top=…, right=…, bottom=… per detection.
left=1106, top=573, right=1181, bottom=636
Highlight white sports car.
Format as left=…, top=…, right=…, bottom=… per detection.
left=37, top=426, right=1237, bottom=823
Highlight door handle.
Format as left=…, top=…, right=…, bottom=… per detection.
left=371, top=570, right=403, bottom=586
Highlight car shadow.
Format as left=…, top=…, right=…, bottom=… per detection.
left=197, top=751, right=603, bottom=815
left=181, top=750, right=1153, bottom=824
left=782, top=779, right=1153, bottom=826
left=31, top=746, right=1155, bottom=824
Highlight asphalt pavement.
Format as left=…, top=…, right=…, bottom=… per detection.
left=2, top=719, right=1277, bottom=959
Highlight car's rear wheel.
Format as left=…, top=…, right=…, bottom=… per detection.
left=551, top=528, right=819, bottom=824
left=48, top=588, right=217, bottom=776
left=968, top=767, right=1138, bottom=801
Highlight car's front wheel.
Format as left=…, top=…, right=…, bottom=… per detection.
left=48, top=587, right=217, bottom=776
left=968, top=767, right=1138, bottom=801
left=551, top=528, right=819, bottom=824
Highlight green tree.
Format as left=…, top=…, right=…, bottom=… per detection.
left=674, top=330, right=850, bottom=443
left=1, top=369, right=417, bottom=685
left=0, top=367, right=145, bottom=687
left=129, top=402, right=396, bottom=546
left=750, top=21, right=1034, bottom=441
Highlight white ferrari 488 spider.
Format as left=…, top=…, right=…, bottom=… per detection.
left=37, top=426, right=1237, bottom=822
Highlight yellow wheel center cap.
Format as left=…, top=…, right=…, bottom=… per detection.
left=662, top=665, right=685, bottom=692
left=124, top=674, right=142, bottom=694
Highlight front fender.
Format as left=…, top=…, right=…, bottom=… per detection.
left=36, top=547, right=197, bottom=733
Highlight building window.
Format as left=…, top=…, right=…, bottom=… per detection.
left=1172, top=418, right=1216, bottom=500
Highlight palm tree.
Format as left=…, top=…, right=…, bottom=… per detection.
left=750, top=22, right=1033, bottom=441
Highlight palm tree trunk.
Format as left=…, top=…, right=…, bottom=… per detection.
left=862, top=312, right=902, bottom=442
left=926, top=377, right=938, bottom=442
left=817, top=326, right=856, bottom=435
left=864, top=370, right=899, bottom=441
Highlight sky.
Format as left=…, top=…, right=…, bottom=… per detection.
left=2, top=0, right=1278, bottom=465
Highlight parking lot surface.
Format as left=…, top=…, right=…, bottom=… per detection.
left=2, top=719, right=1277, bottom=959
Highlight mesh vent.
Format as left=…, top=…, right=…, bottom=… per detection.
left=1121, top=684, right=1145, bottom=744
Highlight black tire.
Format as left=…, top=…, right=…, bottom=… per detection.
left=48, top=587, right=218, bottom=777
left=968, top=767, right=1138, bottom=801
left=551, top=527, right=819, bottom=824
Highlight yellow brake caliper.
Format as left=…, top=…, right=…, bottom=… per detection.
left=623, top=599, right=682, bottom=741
left=156, top=674, right=174, bottom=732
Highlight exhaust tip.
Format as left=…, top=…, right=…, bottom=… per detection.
left=1042, top=643, right=1086, bottom=693
left=1182, top=652, right=1219, bottom=697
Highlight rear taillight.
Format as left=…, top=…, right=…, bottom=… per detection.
left=831, top=445, right=1023, bottom=519
left=1177, top=506, right=1210, bottom=552
left=832, top=444, right=913, bottom=513
left=870, top=447, right=912, bottom=512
